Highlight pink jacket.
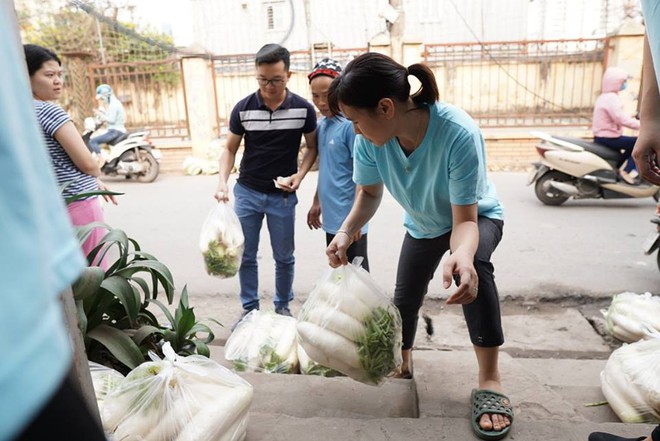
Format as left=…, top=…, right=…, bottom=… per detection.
left=592, top=67, right=640, bottom=137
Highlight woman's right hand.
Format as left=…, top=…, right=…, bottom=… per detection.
left=326, top=230, right=353, bottom=267
left=97, top=178, right=117, bottom=205
left=214, top=182, right=229, bottom=202
left=307, top=202, right=322, bottom=229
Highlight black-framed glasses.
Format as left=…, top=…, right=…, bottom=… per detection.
left=256, top=77, right=285, bottom=87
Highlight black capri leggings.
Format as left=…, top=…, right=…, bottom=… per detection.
left=15, top=372, right=105, bottom=441
left=326, top=232, right=369, bottom=272
left=393, top=216, right=504, bottom=349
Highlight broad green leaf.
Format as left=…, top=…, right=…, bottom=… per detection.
left=131, top=277, right=151, bottom=304
left=101, top=276, right=139, bottom=326
left=88, top=325, right=145, bottom=369
left=133, top=325, right=163, bottom=345
left=65, top=190, right=123, bottom=204
left=75, top=299, right=88, bottom=337
left=193, top=340, right=210, bottom=357
left=71, top=266, right=105, bottom=300
left=188, top=323, right=215, bottom=344
left=148, top=298, right=175, bottom=327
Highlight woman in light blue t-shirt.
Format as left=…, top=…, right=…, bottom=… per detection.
left=325, top=52, right=511, bottom=440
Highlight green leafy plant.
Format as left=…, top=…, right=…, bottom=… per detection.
left=66, top=190, right=220, bottom=374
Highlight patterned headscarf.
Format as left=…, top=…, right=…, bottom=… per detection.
left=308, top=57, right=342, bottom=82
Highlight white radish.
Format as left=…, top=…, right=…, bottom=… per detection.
left=176, top=387, right=252, bottom=441
left=297, top=321, right=361, bottom=368
left=601, top=370, right=645, bottom=423
left=303, top=303, right=367, bottom=342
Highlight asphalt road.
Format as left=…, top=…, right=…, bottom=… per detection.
left=103, top=171, right=659, bottom=308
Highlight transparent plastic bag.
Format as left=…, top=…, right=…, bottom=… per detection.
left=601, top=291, right=660, bottom=342
left=102, top=342, right=253, bottom=441
left=601, top=330, right=660, bottom=423
left=297, top=343, right=344, bottom=377
left=296, top=259, right=402, bottom=385
left=199, top=202, right=244, bottom=278
left=224, top=310, right=299, bottom=374
left=89, top=361, right=125, bottom=412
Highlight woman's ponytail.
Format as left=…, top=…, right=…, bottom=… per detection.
left=408, top=63, right=439, bottom=105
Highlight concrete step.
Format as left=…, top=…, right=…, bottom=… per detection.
left=245, top=414, right=656, bottom=441
left=206, top=305, right=658, bottom=440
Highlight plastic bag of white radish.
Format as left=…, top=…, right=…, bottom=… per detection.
left=296, top=259, right=403, bottom=385
left=600, top=328, right=660, bottom=423
left=601, top=292, right=660, bottom=342
left=224, top=310, right=299, bottom=374
left=102, top=342, right=253, bottom=441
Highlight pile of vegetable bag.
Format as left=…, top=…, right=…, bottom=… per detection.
left=224, top=310, right=299, bottom=374
left=102, top=342, right=253, bottom=441
left=600, top=329, right=660, bottom=423
left=89, top=361, right=124, bottom=413
left=296, top=260, right=403, bottom=385
left=199, top=202, right=244, bottom=278
left=601, top=292, right=660, bottom=342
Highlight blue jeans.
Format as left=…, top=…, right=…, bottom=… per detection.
left=89, top=129, right=123, bottom=154
left=233, top=182, right=297, bottom=310
left=594, top=135, right=638, bottom=173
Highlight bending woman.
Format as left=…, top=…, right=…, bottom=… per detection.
left=24, top=44, right=116, bottom=265
left=325, top=52, right=511, bottom=440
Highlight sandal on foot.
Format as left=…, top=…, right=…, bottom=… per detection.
left=588, top=433, right=646, bottom=441
left=471, top=389, right=514, bottom=440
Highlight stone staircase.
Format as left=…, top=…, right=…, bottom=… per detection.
left=208, top=306, right=657, bottom=441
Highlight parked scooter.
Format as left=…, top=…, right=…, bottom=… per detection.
left=642, top=204, right=660, bottom=272
left=528, top=131, right=660, bottom=205
left=82, top=117, right=161, bottom=183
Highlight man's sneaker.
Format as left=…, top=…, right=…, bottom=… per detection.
left=275, top=306, right=293, bottom=317
left=231, top=308, right=257, bottom=332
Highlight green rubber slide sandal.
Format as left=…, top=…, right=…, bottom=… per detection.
left=471, top=389, right=514, bottom=440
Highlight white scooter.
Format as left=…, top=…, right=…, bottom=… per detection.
left=528, top=131, right=660, bottom=206
left=82, top=117, right=162, bottom=183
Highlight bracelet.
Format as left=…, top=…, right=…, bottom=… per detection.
left=336, top=229, right=353, bottom=242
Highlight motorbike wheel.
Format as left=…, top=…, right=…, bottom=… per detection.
left=534, top=170, right=572, bottom=206
left=135, top=150, right=159, bottom=183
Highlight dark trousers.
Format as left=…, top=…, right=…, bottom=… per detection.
left=326, top=232, right=369, bottom=272
left=394, top=217, right=504, bottom=349
left=594, top=135, right=638, bottom=173
left=14, top=373, right=105, bottom=441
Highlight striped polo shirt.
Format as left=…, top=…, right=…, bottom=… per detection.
left=33, top=100, right=97, bottom=198
left=229, top=89, right=316, bottom=193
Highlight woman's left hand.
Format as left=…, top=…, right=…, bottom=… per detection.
left=97, top=178, right=118, bottom=205
left=443, top=251, right=478, bottom=305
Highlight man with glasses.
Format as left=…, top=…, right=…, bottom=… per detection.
left=215, top=43, right=318, bottom=325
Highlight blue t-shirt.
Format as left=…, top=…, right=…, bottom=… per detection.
left=642, top=0, right=660, bottom=83
left=354, top=102, right=503, bottom=239
left=229, top=89, right=316, bottom=193
left=317, top=115, right=367, bottom=235
left=1, top=8, right=86, bottom=440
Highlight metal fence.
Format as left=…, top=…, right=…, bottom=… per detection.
left=423, top=38, right=607, bottom=127
left=212, top=47, right=366, bottom=126
left=87, top=59, right=190, bottom=139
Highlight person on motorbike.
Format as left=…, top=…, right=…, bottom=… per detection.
left=592, top=67, right=640, bottom=185
left=89, top=84, right=126, bottom=155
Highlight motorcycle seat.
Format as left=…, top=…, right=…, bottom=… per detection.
left=110, top=133, right=129, bottom=145
left=553, top=136, right=622, bottom=162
